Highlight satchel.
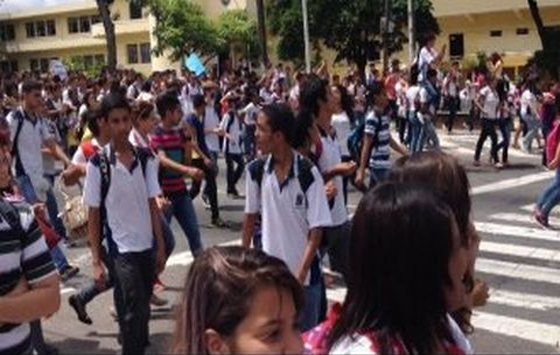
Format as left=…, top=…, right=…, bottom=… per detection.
left=57, top=178, right=88, bottom=241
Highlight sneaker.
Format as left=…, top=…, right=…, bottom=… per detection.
left=211, top=217, right=228, bottom=228
left=150, top=294, right=169, bottom=307
left=60, top=265, right=80, bottom=282
left=533, top=211, right=550, bottom=229
left=494, top=162, right=504, bottom=170
left=68, top=295, right=93, bottom=325
left=201, top=194, right=211, bottom=210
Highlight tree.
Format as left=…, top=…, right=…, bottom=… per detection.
left=527, top=0, right=559, bottom=79
left=267, top=0, right=439, bottom=77
left=150, top=0, right=222, bottom=61
left=216, top=9, right=260, bottom=61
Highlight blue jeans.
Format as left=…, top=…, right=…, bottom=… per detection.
left=420, top=118, right=440, bottom=151
left=369, top=167, right=389, bottom=189
left=408, top=111, right=422, bottom=153
left=244, top=124, right=257, bottom=161
left=16, top=174, right=69, bottom=272
left=522, top=113, right=541, bottom=152
left=497, top=118, right=512, bottom=163
left=300, top=281, right=322, bottom=332
left=44, top=174, right=68, bottom=240
left=165, top=193, right=203, bottom=255
left=537, top=169, right=560, bottom=218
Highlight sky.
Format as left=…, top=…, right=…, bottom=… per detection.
left=1, top=0, right=88, bottom=13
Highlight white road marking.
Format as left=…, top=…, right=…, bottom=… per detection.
left=471, top=172, right=555, bottom=196
left=490, top=212, right=560, bottom=228
left=479, top=240, right=558, bottom=261
left=475, top=221, right=560, bottom=242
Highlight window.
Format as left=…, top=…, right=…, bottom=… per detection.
left=127, top=44, right=139, bottom=64
left=46, top=20, right=56, bottom=36
left=0, top=61, right=18, bottom=72
left=517, top=28, right=529, bottom=35
left=36, top=20, right=46, bottom=37
left=26, top=22, right=36, bottom=38
left=490, top=30, right=502, bottom=37
left=79, top=16, right=91, bottom=32
left=30, top=59, right=39, bottom=71
left=94, top=54, right=105, bottom=66
left=40, top=58, right=49, bottom=72
left=0, top=23, right=16, bottom=41
left=140, top=43, right=151, bottom=63
left=130, top=2, right=143, bottom=19
left=68, top=17, right=79, bottom=33
left=448, top=33, right=464, bottom=59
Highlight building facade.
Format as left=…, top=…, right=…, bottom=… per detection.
left=0, top=0, right=252, bottom=75
left=429, top=0, right=560, bottom=78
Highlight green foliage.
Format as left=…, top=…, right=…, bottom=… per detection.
left=150, top=0, right=222, bottom=60
left=64, top=57, right=104, bottom=78
left=216, top=9, right=260, bottom=60
left=267, top=0, right=439, bottom=70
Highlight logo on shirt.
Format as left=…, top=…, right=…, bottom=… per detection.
left=295, top=193, right=306, bottom=209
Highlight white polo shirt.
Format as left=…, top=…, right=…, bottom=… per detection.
left=204, top=105, right=221, bottom=153
left=220, top=113, right=242, bottom=155
left=7, top=108, right=53, bottom=200
left=317, top=130, right=348, bottom=227
left=83, top=145, right=161, bottom=254
left=245, top=152, right=332, bottom=285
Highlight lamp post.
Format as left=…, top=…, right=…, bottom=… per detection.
left=302, top=0, right=311, bottom=73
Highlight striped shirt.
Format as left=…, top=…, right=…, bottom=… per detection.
left=149, top=125, right=187, bottom=196
left=0, top=196, right=56, bottom=355
left=364, top=110, right=391, bottom=170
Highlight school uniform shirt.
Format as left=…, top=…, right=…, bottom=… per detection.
left=364, top=110, right=391, bottom=171
left=7, top=109, right=53, bottom=201
left=42, top=119, right=62, bottom=176
left=479, top=85, right=499, bottom=119
left=83, top=145, right=161, bottom=254
left=245, top=153, right=332, bottom=285
left=419, top=86, right=438, bottom=116
left=317, top=130, right=348, bottom=227
left=406, top=85, right=421, bottom=113
left=72, top=138, right=104, bottom=165
left=417, top=46, right=437, bottom=82
left=521, top=89, right=538, bottom=117
left=331, top=112, right=352, bottom=157
left=220, top=113, right=242, bottom=155
left=204, top=105, right=221, bottom=153
left=241, top=102, right=259, bottom=127
left=185, top=113, right=210, bottom=157
left=0, top=196, right=57, bottom=355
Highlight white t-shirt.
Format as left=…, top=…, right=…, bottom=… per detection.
left=72, top=138, right=104, bottom=165
left=241, top=102, right=259, bottom=126
left=204, top=105, right=221, bottom=153
left=136, top=92, right=154, bottom=103
left=245, top=153, right=333, bottom=285
left=220, top=113, right=242, bottom=155
left=479, top=85, right=499, bottom=119
left=331, top=112, right=352, bottom=157
left=317, top=132, right=348, bottom=226
left=83, top=145, right=161, bottom=254
left=42, top=119, right=61, bottom=176
left=418, top=46, right=437, bottom=82
left=521, top=89, right=538, bottom=117
left=419, top=86, right=437, bottom=115
left=406, top=86, right=421, bottom=113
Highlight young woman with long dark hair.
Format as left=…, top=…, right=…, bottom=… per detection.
left=172, top=246, right=304, bottom=354
left=304, top=183, right=472, bottom=354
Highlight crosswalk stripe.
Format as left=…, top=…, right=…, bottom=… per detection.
left=488, top=289, right=560, bottom=312
left=490, top=212, right=560, bottom=228
left=476, top=257, right=560, bottom=285
left=479, top=240, right=557, bottom=261
left=472, top=311, right=560, bottom=346
left=475, top=221, right=560, bottom=242
left=521, top=203, right=560, bottom=217
left=471, top=172, right=555, bottom=195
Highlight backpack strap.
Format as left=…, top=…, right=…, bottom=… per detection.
left=135, top=146, right=152, bottom=178
left=0, top=198, right=24, bottom=236
left=296, top=155, right=316, bottom=194
left=10, top=110, right=26, bottom=176
left=247, top=156, right=267, bottom=189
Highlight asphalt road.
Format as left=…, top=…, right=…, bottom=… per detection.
left=42, top=127, right=560, bottom=354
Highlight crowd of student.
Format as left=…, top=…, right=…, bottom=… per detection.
left=1, top=28, right=560, bottom=355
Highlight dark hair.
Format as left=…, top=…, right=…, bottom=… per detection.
left=155, top=91, right=180, bottom=118
left=86, top=109, right=101, bottom=137
left=299, top=75, right=329, bottom=121
left=21, top=80, right=42, bottom=94
left=327, top=182, right=458, bottom=354
left=172, top=246, right=303, bottom=354
left=421, top=32, right=437, bottom=47
left=261, top=103, right=295, bottom=145
left=427, top=68, right=438, bottom=80
left=132, top=101, right=155, bottom=126
left=141, top=80, right=152, bottom=93
left=334, top=84, right=354, bottom=122
left=388, top=152, right=475, bottom=334
left=192, top=93, right=206, bottom=110
left=99, top=93, right=130, bottom=119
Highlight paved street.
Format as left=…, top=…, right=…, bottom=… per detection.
left=44, top=128, right=560, bottom=354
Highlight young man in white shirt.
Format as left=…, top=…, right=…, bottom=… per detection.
left=220, top=100, right=245, bottom=197
left=242, top=103, right=332, bottom=332
left=83, top=93, right=166, bottom=355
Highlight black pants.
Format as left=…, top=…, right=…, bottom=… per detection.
left=190, top=158, right=220, bottom=220
left=446, top=96, right=459, bottom=133
left=497, top=118, right=512, bottom=164
left=113, top=250, right=154, bottom=355
left=475, top=118, right=499, bottom=163
left=226, top=153, right=245, bottom=194
left=320, top=221, right=351, bottom=283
